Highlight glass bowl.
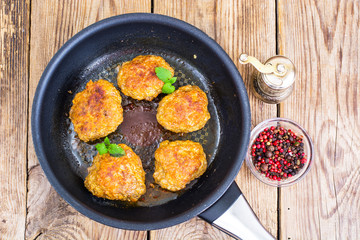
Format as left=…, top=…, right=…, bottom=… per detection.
left=245, top=118, right=314, bottom=187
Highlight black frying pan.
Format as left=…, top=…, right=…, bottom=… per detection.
left=32, top=13, right=273, bottom=239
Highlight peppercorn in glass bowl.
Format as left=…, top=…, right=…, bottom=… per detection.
left=245, top=118, right=314, bottom=187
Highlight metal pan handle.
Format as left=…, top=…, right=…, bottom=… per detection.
left=199, top=182, right=275, bottom=240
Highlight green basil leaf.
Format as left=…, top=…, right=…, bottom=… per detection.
left=164, top=77, right=177, bottom=84
left=162, top=83, right=176, bottom=94
left=104, top=137, right=110, bottom=146
left=155, top=67, right=172, bottom=82
left=168, top=77, right=177, bottom=84
left=95, top=142, right=108, bottom=155
left=108, top=144, right=125, bottom=157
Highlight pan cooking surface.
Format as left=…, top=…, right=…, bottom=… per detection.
left=32, top=14, right=250, bottom=229
left=63, top=48, right=221, bottom=207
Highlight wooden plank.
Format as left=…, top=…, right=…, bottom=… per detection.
left=153, top=0, right=278, bottom=239
left=26, top=1, right=150, bottom=239
left=278, top=0, right=360, bottom=239
left=225, top=1, right=278, bottom=237
left=0, top=0, right=29, bottom=239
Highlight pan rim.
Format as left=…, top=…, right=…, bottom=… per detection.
left=31, top=13, right=251, bottom=230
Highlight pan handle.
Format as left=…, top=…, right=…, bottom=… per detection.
left=199, top=182, right=275, bottom=240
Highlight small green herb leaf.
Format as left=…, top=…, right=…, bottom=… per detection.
left=108, top=144, right=125, bottom=157
left=170, top=77, right=177, bottom=84
left=155, top=67, right=177, bottom=94
left=162, top=83, right=176, bottom=94
left=104, top=137, right=110, bottom=146
left=96, top=142, right=108, bottom=155
left=155, top=67, right=172, bottom=81
left=164, top=77, right=177, bottom=84
left=96, top=138, right=125, bottom=157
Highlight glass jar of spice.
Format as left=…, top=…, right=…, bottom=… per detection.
left=239, top=54, right=296, bottom=104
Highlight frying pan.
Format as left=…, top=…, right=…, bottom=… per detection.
left=32, top=13, right=274, bottom=239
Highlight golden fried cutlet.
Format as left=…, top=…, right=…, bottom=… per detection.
left=153, top=140, right=207, bottom=192
left=156, top=85, right=210, bottom=133
left=69, top=79, right=123, bottom=142
left=117, top=55, right=174, bottom=101
left=84, top=144, right=146, bottom=201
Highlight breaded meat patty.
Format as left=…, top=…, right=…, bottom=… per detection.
left=84, top=144, right=146, bottom=201
left=153, top=140, right=207, bottom=191
left=117, top=55, right=174, bottom=101
left=69, top=79, right=123, bottom=142
left=156, top=85, right=210, bottom=133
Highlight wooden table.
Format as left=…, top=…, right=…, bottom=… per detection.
left=1, top=0, right=359, bottom=239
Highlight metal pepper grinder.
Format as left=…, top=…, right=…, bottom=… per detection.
left=239, top=53, right=296, bottom=104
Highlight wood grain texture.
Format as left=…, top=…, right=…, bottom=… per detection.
left=6, top=0, right=357, bottom=239
left=219, top=1, right=278, bottom=237
left=0, top=0, right=29, bottom=239
left=26, top=1, right=150, bottom=239
left=153, top=0, right=277, bottom=239
left=278, top=0, right=360, bottom=239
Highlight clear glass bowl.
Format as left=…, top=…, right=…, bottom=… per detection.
left=246, top=118, right=314, bottom=187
